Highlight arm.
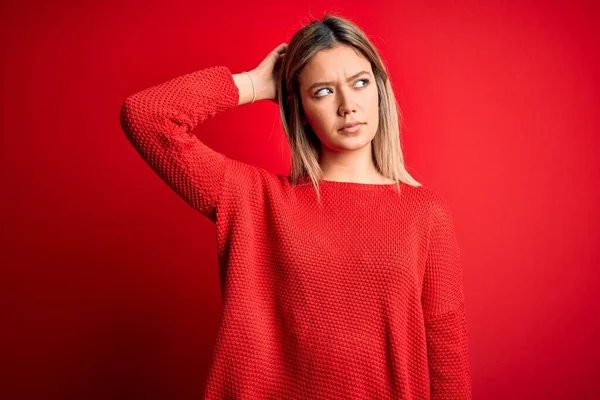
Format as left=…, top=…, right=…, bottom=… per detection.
left=119, top=66, right=253, bottom=221
left=421, top=194, right=473, bottom=399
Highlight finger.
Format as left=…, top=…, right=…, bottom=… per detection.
left=275, top=43, right=288, bottom=53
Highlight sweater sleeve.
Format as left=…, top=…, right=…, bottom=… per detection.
left=421, top=194, right=473, bottom=399
left=119, top=66, right=239, bottom=222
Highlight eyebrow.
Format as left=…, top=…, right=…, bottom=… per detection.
left=308, top=70, right=371, bottom=91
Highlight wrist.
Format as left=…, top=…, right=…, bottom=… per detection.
left=247, top=69, right=264, bottom=102
left=233, top=71, right=259, bottom=105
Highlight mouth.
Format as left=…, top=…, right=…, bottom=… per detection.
left=339, top=123, right=364, bottom=133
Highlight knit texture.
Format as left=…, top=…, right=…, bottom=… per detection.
left=119, top=66, right=472, bottom=399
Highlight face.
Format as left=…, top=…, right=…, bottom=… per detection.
left=297, top=44, right=379, bottom=155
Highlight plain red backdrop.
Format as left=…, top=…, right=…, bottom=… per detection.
left=1, top=0, right=599, bottom=398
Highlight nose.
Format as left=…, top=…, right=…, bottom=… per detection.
left=337, top=86, right=358, bottom=116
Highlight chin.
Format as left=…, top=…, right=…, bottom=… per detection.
left=329, top=136, right=373, bottom=152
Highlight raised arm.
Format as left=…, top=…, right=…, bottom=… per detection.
left=119, top=44, right=288, bottom=222
left=421, top=193, right=473, bottom=399
left=119, top=66, right=246, bottom=221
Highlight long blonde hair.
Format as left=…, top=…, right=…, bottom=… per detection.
left=276, top=14, right=422, bottom=201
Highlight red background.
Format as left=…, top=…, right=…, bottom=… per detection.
left=1, top=0, right=599, bottom=398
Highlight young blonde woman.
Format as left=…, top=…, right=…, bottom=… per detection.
left=120, top=14, right=472, bottom=400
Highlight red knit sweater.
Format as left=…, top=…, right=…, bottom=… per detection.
left=119, top=66, right=472, bottom=399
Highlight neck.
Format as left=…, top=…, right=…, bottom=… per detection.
left=318, top=142, right=390, bottom=184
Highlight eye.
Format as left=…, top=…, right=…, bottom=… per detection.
left=313, top=78, right=370, bottom=98
left=314, top=87, right=332, bottom=97
left=356, top=78, right=369, bottom=87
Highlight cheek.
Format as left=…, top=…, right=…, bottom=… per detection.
left=367, top=93, right=379, bottom=120
left=367, top=88, right=379, bottom=109
left=305, top=106, right=329, bottom=129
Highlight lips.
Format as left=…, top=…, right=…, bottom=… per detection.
left=339, top=123, right=364, bottom=133
left=339, top=122, right=364, bottom=131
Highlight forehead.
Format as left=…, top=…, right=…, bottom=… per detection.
left=298, top=45, right=371, bottom=86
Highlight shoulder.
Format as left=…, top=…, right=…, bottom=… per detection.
left=401, top=183, right=454, bottom=224
left=221, top=157, right=295, bottom=199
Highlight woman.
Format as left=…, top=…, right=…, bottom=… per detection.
left=120, top=14, right=472, bottom=400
